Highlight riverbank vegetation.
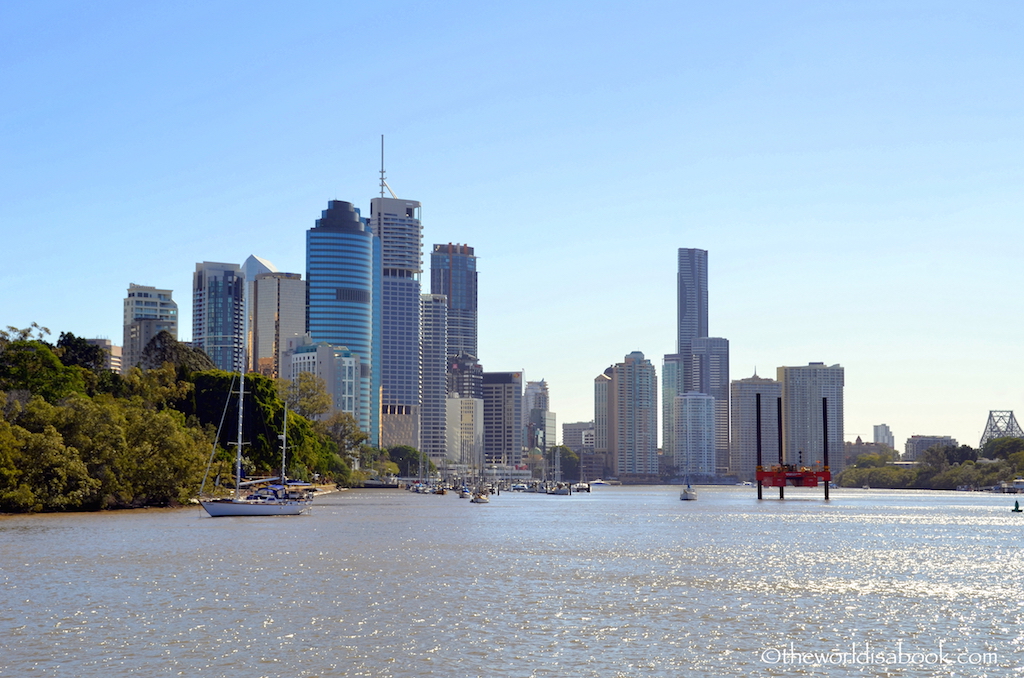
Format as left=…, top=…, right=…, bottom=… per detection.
left=837, top=438, right=1024, bottom=490
left=0, top=326, right=374, bottom=513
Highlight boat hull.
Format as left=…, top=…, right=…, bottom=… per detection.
left=201, top=499, right=310, bottom=517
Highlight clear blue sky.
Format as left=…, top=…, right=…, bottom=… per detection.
left=3, top=1, right=1023, bottom=449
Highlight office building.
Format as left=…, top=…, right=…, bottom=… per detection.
left=562, top=422, right=595, bottom=454
left=777, top=362, right=845, bottom=472
left=371, top=196, right=423, bottom=449
left=873, top=424, right=895, bottom=449
left=430, top=243, right=477, bottom=361
left=122, top=284, right=178, bottom=372
left=525, top=380, right=556, bottom=451
left=608, top=351, right=658, bottom=481
left=904, top=435, right=957, bottom=461
left=729, top=374, right=782, bottom=481
left=420, top=293, right=448, bottom=468
left=446, top=395, right=484, bottom=469
left=192, top=262, right=244, bottom=372
left=675, top=393, right=716, bottom=477
left=284, top=337, right=360, bottom=420
left=448, top=352, right=483, bottom=400
left=306, top=200, right=378, bottom=443
left=677, top=248, right=708, bottom=355
left=482, top=372, right=523, bottom=468
left=690, top=337, right=730, bottom=473
left=250, top=272, right=305, bottom=378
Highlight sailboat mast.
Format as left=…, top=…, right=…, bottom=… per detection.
left=281, top=401, right=288, bottom=482
left=235, top=368, right=244, bottom=500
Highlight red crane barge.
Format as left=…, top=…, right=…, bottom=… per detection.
left=754, top=393, right=832, bottom=500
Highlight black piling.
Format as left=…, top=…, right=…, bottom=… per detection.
left=777, top=396, right=784, bottom=500
left=822, top=396, right=830, bottom=501
left=756, top=393, right=763, bottom=500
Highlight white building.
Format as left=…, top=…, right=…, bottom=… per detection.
left=250, top=271, right=305, bottom=378
left=873, top=424, right=895, bottom=449
left=446, top=395, right=484, bottom=469
left=122, top=283, right=178, bottom=372
left=285, top=337, right=360, bottom=420
left=675, top=392, right=716, bottom=477
left=777, top=362, right=845, bottom=472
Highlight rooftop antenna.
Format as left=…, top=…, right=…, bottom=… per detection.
left=379, top=134, right=398, bottom=199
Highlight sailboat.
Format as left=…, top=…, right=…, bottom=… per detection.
left=680, top=444, right=697, bottom=501
left=201, top=371, right=312, bottom=517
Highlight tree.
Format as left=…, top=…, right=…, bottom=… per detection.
left=550, top=445, right=579, bottom=481
left=318, top=411, right=368, bottom=463
left=277, top=372, right=331, bottom=420
left=139, top=330, right=216, bottom=373
left=387, top=445, right=434, bottom=477
left=0, top=340, right=86, bottom=403
left=56, top=332, right=107, bottom=371
left=982, top=437, right=1024, bottom=460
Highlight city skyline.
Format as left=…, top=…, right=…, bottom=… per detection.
left=4, top=3, right=1024, bottom=449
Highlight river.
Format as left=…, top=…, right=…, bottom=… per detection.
left=0, top=485, right=1019, bottom=676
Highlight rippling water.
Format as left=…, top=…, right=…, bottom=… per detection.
left=1, top=486, right=1021, bottom=677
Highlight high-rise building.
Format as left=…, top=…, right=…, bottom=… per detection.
left=904, top=435, right=957, bottom=461
left=675, top=393, right=716, bottom=477
left=192, top=262, right=244, bottom=372
left=562, top=422, right=595, bottom=454
left=448, top=352, right=483, bottom=400
left=430, top=243, right=477, bottom=361
left=594, top=369, right=612, bottom=474
left=86, top=338, right=123, bottom=374
left=482, top=372, right=523, bottom=468
left=608, top=351, right=658, bottom=481
left=284, top=337, right=361, bottom=420
left=873, top=424, right=895, bottom=449
left=250, top=272, right=305, bottom=378
left=777, top=362, right=845, bottom=472
left=446, top=395, right=484, bottom=469
left=525, top=380, right=556, bottom=451
left=371, top=196, right=423, bottom=449
left=661, top=354, right=682, bottom=459
left=306, top=200, right=378, bottom=443
left=122, top=283, right=178, bottom=372
left=420, top=293, right=448, bottom=468
left=677, top=248, right=708, bottom=355
left=690, top=337, right=730, bottom=473
left=729, top=374, right=782, bottom=481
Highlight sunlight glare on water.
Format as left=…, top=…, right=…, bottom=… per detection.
left=1, top=485, right=1022, bottom=677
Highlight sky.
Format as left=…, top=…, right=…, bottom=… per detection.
left=2, top=1, right=1023, bottom=450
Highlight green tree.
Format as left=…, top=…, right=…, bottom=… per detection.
left=56, top=332, right=107, bottom=371
left=0, top=340, right=86, bottom=403
left=387, top=445, right=434, bottom=477
left=138, top=330, right=216, bottom=373
left=318, top=411, right=368, bottom=464
left=982, top=437, right=1024, bottom=460
left=277, top=372, right=331, bottom=420
left=549, top=445, right=579, bottom=481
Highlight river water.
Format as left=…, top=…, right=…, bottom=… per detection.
left=0, top=485, right=1020, bottom=677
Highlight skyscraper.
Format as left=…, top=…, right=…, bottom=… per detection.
left=420, top=293, right=448, bottom=468
left=250, top=271, right=305, bottom=378
left=370, top=196, right=423, bottom=449
left=690, top=337, right=730, bottom=473
left=873, top=424, right=895, bottom=449
left=430, top=243, right=477, bottom=361
left=192, top=262, right=243, bottom=372
left=122, top=283, right=177, bottom=372
left=677, top=248, right=708, bottom=355
left=306, top=200, right=378, bottom=442
left=482, top=372, right=523, bottom=468
left=777, top=363, right=845, bottom=472
left=729, top=374, right=782, bottom=481
left=525, top=380, right=556, bottom=453
left=609, top=351, right=658, bottom=480
left=675, top=393, right=716, bottom=477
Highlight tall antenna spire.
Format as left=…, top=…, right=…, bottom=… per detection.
left=377, top=134, right=399, bottom=199
left=379, top=134, right=386, bottom=198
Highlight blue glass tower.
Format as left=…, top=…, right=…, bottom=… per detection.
left=430, top=243, right=477, bottom=360
left=306, top=200, right=378, bottom=444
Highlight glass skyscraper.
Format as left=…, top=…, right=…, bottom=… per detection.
left=305, top=200, right=378, bottom=443
left=192, top=262, right=243, bottom=372
left=430, top=243, right=477, bottom=360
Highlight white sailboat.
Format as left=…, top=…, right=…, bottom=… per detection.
left=201, top=371, right=311, bottom=517
left=680, top=442, right=697, bottom=501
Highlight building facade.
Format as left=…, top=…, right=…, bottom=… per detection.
left=430, top=243, right=477, bottom=361
left=873, top=424, right=895, bottom=449
left=420, top=293, right=448, bottom=468
left=306, top=200, right=378, bottom=443
left=446, top=395, right=484, bottom=469
left=192, top=263, right=243, bottom=372
left=609, top=351, right=659, bottom=481
left=371, top=196, right=423, bottom=449
left=285, top=338, right=360, bottom=420
left=690, top=337, right=730, bottom=473
left=250, top=272, right=305, bottom=378
left=729, top=375, right=783, bottom=481
left=675, top=392, right=716, bottom=477
left=482, top=371, right=523, bottom=468
left=904, top=435, right=957, bottom=461
left=122, top=283, right=178, bottom=372
left=777, top=362, right=845, bottom=472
